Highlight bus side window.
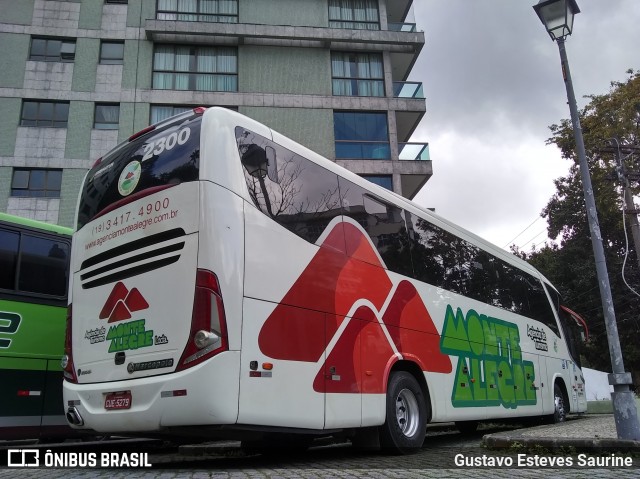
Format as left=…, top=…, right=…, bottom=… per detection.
left=0, top=229, right=19, bottom=290
left=18, top=235, right=69, bottom=297
left=337, top=179, right=412, bottom=275
left=236, top=127, right=342, bottom=244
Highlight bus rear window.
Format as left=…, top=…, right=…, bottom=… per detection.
left=77, top=115, right=202, bottom=229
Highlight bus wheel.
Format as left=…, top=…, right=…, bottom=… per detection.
left=551, top=383, right=567, bottom=423
left=380, top=371, right=427, bottom=454
left=455, top=420, right=479, bottom=434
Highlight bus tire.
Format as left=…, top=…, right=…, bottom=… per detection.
left=551, top=383, right=567, bottom=423
left=380, top=371, right=427, bottom=454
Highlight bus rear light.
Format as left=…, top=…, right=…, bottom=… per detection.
left=176, top=269, right=228, bottom=371
left=62, top=304, right=78, bottom=383
left=193, top=107, right=207, bottom=115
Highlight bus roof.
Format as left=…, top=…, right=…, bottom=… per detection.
left=0, top=212, right=73, bottom=236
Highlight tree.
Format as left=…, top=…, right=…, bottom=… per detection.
left=520, top=70, right=640, bottom=383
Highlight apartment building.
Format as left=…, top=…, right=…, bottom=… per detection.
left=0, top=0, right=430, bottom=227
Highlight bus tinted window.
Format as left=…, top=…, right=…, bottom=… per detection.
left=77, top=115, right=201, bottom=229
left=18, top=235, right=69, bottom=297
left=237, top=127, right=342, bottom=244
left=338, top=178, right=412, bottom=275
left=0, top=230, right=19, bottom=290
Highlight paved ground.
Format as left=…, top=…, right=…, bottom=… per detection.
left=1, top=416, right=638, bottom=478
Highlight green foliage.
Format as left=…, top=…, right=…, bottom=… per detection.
left=525, top=70, right=640, bottom=379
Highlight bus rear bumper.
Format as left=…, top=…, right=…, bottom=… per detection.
left=62, top=351, right=240, bottom=433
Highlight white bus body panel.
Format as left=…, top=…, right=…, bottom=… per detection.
left=63, top=351, right=240, bottom=432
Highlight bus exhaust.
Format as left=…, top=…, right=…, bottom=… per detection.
left=66, top=407, right=84, bottom=426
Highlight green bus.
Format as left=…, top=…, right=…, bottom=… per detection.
left=0, top=212, right=73, bottom=440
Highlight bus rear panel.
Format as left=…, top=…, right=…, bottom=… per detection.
left=64, top=109, right=242, bottom=433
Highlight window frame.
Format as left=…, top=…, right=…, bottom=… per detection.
left=152, top=44, right=238, bottom=92
left=333, top=111, right=390, bottom=160
left=29, top=37, right=76, bottom=62
left=329, top=0, right=380, bottom=30
left=11, top=168, right=63, bottom=198
left=94, top=103, right=121, bottom=130
left=331, top=51, right=385, bottom=97
left=156, top=0, right=238, bottom=23
left=99, top=40, right=125, bottom=65
left=0, top=223, right=70, bottom=305
left=20, top=100, right=70, bottom=128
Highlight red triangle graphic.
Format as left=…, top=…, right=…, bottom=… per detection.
left=109, top=300, right=132, bottom=323
left=99, top=282, right=129, bottom=319
left=125, top=287, right=149, bottom=312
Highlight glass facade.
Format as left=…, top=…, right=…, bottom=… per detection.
left=11, top=169, right=63, bottom=198
left=334, top=111, right=390, bottom=159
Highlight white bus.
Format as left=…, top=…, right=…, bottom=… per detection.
left=63, top=107, right=588, bottom=453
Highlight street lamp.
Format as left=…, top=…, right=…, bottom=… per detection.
left=533, top=0, right=640, bottom=440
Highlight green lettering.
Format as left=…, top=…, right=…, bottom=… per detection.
left=440, top=305, right=471, bottom=354
left=509, top=326, right=521, bottom=360
left=484, top=359, right=500, bottom=405
left=469, top=358, right=487, bottom=402
left=452, top=357, right=474, bottom=406
left=466, top=310, right=484, bottom=357
left=482, top=317, right=498, bottom=357
left=524, top=362, right=537, bottom=402
left=513, top=360, right=526, bottom=402
left=497, top=360, right=515, bottom=408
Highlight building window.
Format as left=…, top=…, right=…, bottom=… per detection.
left=157, top=0, right=238, bottom=23
left=105, top=0, right=128, bottom=4
left=152, top=45, right=237, bottom=91
left=29, top=37, right=76, bottom=62
left=361, top=175, right=393, bottom=191
left=94, top=104, right=120, bottom=130
left=329, top=0, right=379, bottom=30
left=334, top=111, right=390, bottom=159
left=20, top=101, right=69, bottom=128
left=100, top=41, right=124, bottom=64
left=331, top=52, right=384, bottom=97
left=150, top=105, right=194, bottom=124
left=11, top=169, right=63, bottom=198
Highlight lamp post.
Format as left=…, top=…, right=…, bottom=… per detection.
left=533, top=0, right=640, bottom=440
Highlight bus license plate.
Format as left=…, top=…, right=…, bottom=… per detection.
left=104, top=391, right=132, bottom=410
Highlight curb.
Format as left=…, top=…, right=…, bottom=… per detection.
left=483, top=433, right=640, bottom=454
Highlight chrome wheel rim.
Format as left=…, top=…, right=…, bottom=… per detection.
left=555, top=391, right=565, bottom=420
left=395, top=388, right=420, bottom=438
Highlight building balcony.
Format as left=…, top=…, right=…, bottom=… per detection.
left=393, top=81, right=424, bottom=99
left=388, top=23, right=417, bottom=33
left=399, top=143, right=429, bottom=161
left=144, top=20, right=424, bottom=80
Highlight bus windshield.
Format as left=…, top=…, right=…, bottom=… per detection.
left=77, top=114, right=202, bottom=230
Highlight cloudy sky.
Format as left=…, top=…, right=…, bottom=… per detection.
left=409, top=0, right=640, bottom=251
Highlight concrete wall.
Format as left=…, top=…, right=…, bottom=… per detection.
left=65, top=101, right=94, bottom=159
left=0, top=98, right=21, bottom=157
left=240, top=46, right=330, bottom=96
left=78, top=0, right=103, bottom=30
left=71, top=38, right=99, bottom=92
left=0, top=34, right=30, bottom=89
left=240, top=0, right=327, bottom=27
left=58, top=169, right=87, bottom=228
left=240, top=107, right=334, bottom=160
left=0, top=0, right=35, bottom=25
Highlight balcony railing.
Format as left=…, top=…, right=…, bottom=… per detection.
left=393, top=81, right=424, bottom=99
left=388, top=22, right=417, bottom=32
left=399, top=143, right=429, bottom=161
